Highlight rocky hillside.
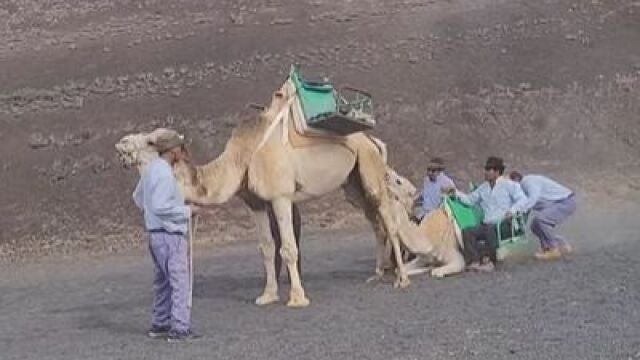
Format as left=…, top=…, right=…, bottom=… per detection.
left=1, top=0, right=639, bottom=259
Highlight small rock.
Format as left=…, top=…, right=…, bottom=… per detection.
left=62, top=96, right=84, bottom=109
left=230, top=13, right=244, bottom=25
left=103, top=47, right=111, bottom=52
left=28, top=133, right=52, bottom=149
left=565, top=34, right=577, bottom=41
left=164, top=67, right=175, bottom=78
left=519, top=82, right=532, bottom=90
left=271, top=18, right=294, bottom=25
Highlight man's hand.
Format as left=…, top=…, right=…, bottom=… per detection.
left=441, top=186, right=456, bottom=195
left=189, top=204, right=203, bottom=216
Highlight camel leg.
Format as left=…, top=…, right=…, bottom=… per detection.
left=272, top=203, right=302, bottom=282
left=365, top=227, right=388, bottom=283
left=253, top=208, right=280, bottom=305
left=364, top=210, right=390, bottom=283
left=272, top=198, right=310, bottom=308
left=377, top=204, right=410, bottom=288
left=405, top=255, right=433, bottom=276
left=343, top=178, right=389, bottom=282
left=431, top=251, right=466, bottom=278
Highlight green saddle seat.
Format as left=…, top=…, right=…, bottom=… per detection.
left=289, top=66, right=375, bottom=135
left=443, top=195, right=531, bottom=259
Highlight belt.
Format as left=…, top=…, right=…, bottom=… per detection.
left=147, top=228, right=184, bottom=236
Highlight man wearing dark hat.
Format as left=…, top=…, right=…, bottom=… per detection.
left=446, top=156, right=528, bottom=271
left=509, top=171, right=576, bottom=260
left=133, top=133, right=201, bottom=342
left=414, top=157, right=456, bottom=221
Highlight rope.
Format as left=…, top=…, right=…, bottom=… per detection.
left=187, top=214, right=199, bottom=309
left=255, top=96, right=296, bottom=151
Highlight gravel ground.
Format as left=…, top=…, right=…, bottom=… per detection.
left=1, top=0, right=639, bottom=258
left=1, top=203, right=639, bottom=360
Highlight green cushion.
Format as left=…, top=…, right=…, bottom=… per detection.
left=443, top=196, right=484, bottom=231
left=444, top=195, right=530, bottom=249
left=290, top=67, right=337, bottom=123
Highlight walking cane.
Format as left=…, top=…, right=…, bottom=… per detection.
left=188, top=214, right=199, bottom=309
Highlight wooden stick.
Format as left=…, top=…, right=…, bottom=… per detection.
left=187, top=215, right=198, bottom=308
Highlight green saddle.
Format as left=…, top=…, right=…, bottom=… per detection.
left=442, top=195, right=532, bottom=259
left=289, top=65, right=375, bottom=135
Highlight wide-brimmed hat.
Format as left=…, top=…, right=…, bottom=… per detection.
left=427, top=157, right=445, bottom=170
left=484, top=156, right=505, bottom=171
left=153, top=133, right=186, bottom=153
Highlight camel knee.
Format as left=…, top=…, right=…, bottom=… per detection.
left=259, top=241, right=276, bottom=258
left=279, top=245, right=298, bottom=264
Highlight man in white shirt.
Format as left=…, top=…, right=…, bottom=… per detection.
left=448, top=157, right=528, bottom=271
left=509, top=171, right=576, bottom=260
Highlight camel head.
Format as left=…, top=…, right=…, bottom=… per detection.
left=115, top=128, right=183, bottom=172
left=385, top=168, right=417, bottom=214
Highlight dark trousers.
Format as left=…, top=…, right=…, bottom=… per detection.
left=462, top=221, right=512, bottom=264
left=269, top=203, right=302, bottom=282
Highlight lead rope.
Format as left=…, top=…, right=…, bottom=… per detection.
left=187, top=214, right=199, bottom=309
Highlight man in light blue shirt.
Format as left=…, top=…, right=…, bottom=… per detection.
left=447, top=157, right=528, bottom=271
left=133, top=133, right=201, bottom=342
left=510, top=171, right=576, bottom=260
left=414, top=157, right=456, bottom=221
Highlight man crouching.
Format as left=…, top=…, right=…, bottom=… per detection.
left=133, top=133, right=201, bottom=342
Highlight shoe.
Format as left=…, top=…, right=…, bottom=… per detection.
left=147, top=325, right=170, bottom=338
left=476, top=262, right=495, bottom=272
left=467, top=262, right=495, bottom=272
left=167, top=329, right=201, bottom=343
left=560, top=243, right=573, bottom=254
left=535, top=248, right=562, bottom=260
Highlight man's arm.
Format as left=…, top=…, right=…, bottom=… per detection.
left=510, top=182, right=530, bottom=214
left=519, top=180, right=541, bottom=213
left=455, top=185, right=481, bottom=206
left=149, top=175, right=191, bottom=222
left=132, top=178, right=144, bottom=210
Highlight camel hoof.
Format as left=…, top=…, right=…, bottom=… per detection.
left=286, top=296, right=310, bottom=308
left=431, top=269, right=446, bottom=278
left=255, top=292, right=279, bottom=306
left=366, top=273, right=384, bottom=284
left=393, top=277, right=410, bottom=289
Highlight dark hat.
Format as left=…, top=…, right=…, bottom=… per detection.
left=484, top=156, right=505, bottom=170
left=153, top=133, right=186, bottom=153
left=427, top=157, right=445, bottom=170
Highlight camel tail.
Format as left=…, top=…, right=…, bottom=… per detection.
left=365, top=134, right=388, bottom=164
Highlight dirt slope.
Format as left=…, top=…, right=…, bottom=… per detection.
left=1, top=0, right=639, bottom=259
